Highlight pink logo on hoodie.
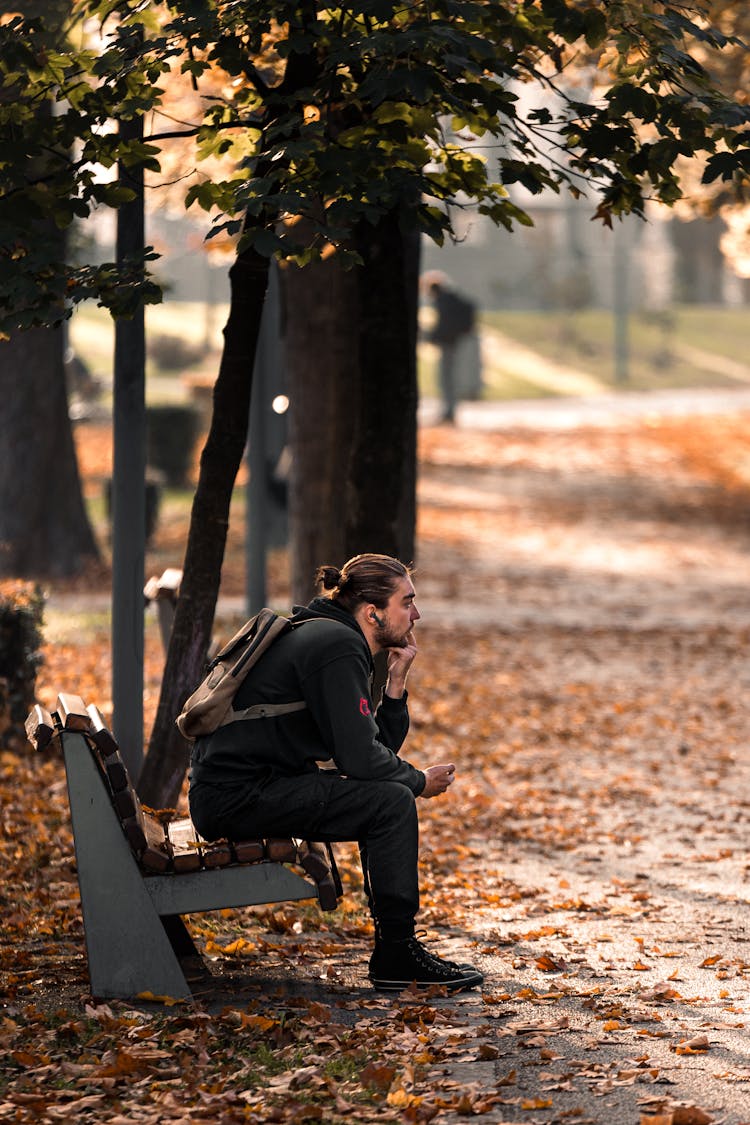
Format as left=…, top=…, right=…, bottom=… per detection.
left=359, top=697, right=371, bottom=717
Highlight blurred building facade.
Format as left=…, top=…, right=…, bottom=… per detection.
left=420, top=199, right=746, bottom=315
left=79, top=76, right=747, bottom=317
left=421, top=79, right=748, bottom=315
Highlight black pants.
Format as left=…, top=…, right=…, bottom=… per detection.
left=189, top=772, right=419, bottom=941
left=439, top=340, right=457, bottom=421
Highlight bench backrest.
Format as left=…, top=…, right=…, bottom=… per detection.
left=26, top=693, right=340, bottom=906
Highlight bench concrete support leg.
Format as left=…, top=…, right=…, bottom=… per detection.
left=155, top=599, right=175, bottom=654
left=61, top=731, right=194, bottom=1000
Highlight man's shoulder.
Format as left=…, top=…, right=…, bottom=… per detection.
left=292, top=616, right=361, bottom=644
left=288, top=616, right=365, bottom=662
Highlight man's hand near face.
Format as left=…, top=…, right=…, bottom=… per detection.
left=385, top=628, right=418, bottom=698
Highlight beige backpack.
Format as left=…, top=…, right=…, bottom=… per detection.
left=176, top=608, right=307, bottom=740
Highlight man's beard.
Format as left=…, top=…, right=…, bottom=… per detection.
left=374, top=620, right=409, bottom=649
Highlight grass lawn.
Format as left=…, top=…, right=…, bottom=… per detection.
left=69, top=298, right=750, bottom=408
left=480, top=305, right=750, bottom=396
left=68, top=301, right=226, bottom=405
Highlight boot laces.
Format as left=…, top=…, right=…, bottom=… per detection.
left=407, top=935, right=463, bottom=976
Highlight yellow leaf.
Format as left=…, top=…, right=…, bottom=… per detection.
left=204, top=937, right=256, bottom=956
left=240, top=1014, right=279, bottom=1032
left=675, top=1033, right=710, bottom=1055
left=387, top=1088, right=422, bottom=1109
left=135, top=991, right=181, bottom=1006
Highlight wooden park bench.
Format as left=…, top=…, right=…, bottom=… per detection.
left=144, top=567, right=221, bottom=663
left=25, top=694, right=342, bottom=1001
left=143, top=566, right=183, bottom=654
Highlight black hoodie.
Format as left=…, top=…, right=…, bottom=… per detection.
left=189, top=597, right=425, bottom=796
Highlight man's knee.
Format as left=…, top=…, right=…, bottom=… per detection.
left=370, top=780, right=417, bottom=827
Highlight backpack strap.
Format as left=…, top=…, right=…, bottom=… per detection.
left=221, top=616, right=316, bottom=726
left=220, top=700, right=307, bottom=727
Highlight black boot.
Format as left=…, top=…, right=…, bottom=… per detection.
left=369, top=935, right=483, bottom=992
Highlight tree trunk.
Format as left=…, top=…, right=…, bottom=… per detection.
left=0, top=2, right=98, bottom=580
left=0, top=327, right=99, bottom=578
left=137, top=247, right=270, bottom=809
left=344, top=211, right=419, bottom=563
left=285, top=211, right=419, bottom=605
left=284, top=253, right=361, bottom=604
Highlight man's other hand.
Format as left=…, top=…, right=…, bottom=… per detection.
left=420, top=763, right=456, bottom=798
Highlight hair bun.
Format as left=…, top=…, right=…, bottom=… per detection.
left=315, top=564, right=342, bottom=591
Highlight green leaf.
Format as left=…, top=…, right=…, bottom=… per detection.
left=583, top=8, right=608, bottom=49
left=703, top=150, right=750, bottom=184
left=2, top=0, right=749, bottom=324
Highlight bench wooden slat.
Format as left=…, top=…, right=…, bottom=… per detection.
left=143, top=575, right=161, bottom=603
left=121, top=814, right=148, bottom=855
left=144, top=569, right=184, bottom=654
left=139, top=811, right=172, bottom=873
left=25, top=704, right=56, bottom=751
left=120, top=805, right=171, bottom=874
left=232, top=838, right=265, bottom=863
left=266, top=838, right=297, bottom=864
left=143, top=567, right=182, bottom=601
left=198, top=835, right=233, bottom=869
left=83, top=713, right=139, bottom=810
left=56, top=693, right=91, bottom=731
left=86, top=705, right=120, bottom=756
left=88, top=724, right=130, bottom=796
left=100, top=750, right=129, bottom=794
left=167, top=819, right=203, bottom=873
left=85, top=707, right=130, bottom=792
left=112, top=787, right=139, bottom=820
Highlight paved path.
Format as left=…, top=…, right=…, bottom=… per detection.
left=420, top=383, right=750, bottom=430
left=48, top=377, right=750, bottom=1124
left=181, top=389, right=750, bottom=1125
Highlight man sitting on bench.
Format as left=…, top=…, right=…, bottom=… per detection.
left=188, top=552, right=483, bottom=992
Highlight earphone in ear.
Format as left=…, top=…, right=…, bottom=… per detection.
left=372, top=611, right=384, bottom=627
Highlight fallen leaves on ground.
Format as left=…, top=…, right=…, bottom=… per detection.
left=4, top=410, right=750, bottom=1122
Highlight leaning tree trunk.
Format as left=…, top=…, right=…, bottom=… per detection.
left=343, top=210, right=420, bottom=563
left=283, top=250, right=361, bottom=604
left=0, top=326, right=100, bottom=578
left=137, top=21, right=323, bottom=806
left=137, top=246, right=270, bottom=809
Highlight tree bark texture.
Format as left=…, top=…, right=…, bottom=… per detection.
left=344, top=211, right=419, bottom=565
left=0, top=327, right=100, bottom=578
left=137, top=247, right=270, bottom=808
left=284, top=253, right=360, bottom=604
